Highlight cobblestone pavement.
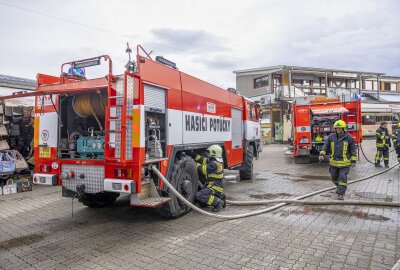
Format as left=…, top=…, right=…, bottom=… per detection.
left=0, top=140, right=399, bottom=270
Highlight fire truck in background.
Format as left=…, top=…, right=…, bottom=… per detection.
left=0, top=45, right=261, bottom=218
left=288, top=96, right=362, bottom=164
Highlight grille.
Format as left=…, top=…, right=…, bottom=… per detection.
left=62, top=165, right=104, bottom=193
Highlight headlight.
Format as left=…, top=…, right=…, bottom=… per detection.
left=97, top=143, right=102, bottom=149
left=92, top=142, right=97, bottom=149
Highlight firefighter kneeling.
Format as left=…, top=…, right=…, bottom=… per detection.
left=319, top=120, right=357, bottom=200
left=194, top=145, right=226, bottom=212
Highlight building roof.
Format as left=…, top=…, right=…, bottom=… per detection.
left=0, top=74, right=35, bottom=90
left=233, top=65, right=386, bottom=77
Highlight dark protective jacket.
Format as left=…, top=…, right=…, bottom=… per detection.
left=376, top=127, right=391, bottom=148
left=392, top=128, right=400, bottom=147
left=195, top=154, right=224, bottom=193
left=320, top=132, right=357, bottom=167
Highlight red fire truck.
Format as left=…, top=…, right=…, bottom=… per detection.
left=289, top=96, right=362, bottom=164
left=1, top=46, right=261, bottom=218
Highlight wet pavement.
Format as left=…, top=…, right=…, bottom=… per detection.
left=0, top=139, right=399, bottom=269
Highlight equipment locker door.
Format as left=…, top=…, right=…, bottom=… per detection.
left=230, top=108, right=244, bottom=166
left=232, top=108, right=243, bottom=148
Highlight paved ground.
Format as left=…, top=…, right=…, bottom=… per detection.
left=0, top=140, right=399, bottom=270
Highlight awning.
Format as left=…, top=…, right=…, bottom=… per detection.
left=311, top=104, right=349, bottom=115
left=361, top=103, right=392, bottom=113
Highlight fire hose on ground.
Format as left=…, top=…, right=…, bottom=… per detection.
left=359, top=141, right=395, bottom=165
left=151, top=163, right=399, bottom=220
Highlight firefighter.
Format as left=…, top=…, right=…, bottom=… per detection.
left=194, top=145, right=226, bottom=212
left=391, top=123, right=400, bottom=163
left=319, top=120, right=357, bottom=200
left=375, top=121, right=391, bottom=168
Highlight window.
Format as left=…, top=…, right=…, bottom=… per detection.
left=320, top=78, right=326, bottom=87
left=383, top=82, right=397, bottom=91
left=246, top=102, right=257, bottom=121
left=254, top=76, right=268, bottom=89
left=273, top=74, right=282, bottom=86
left=362, top=115, right=375, bottom=125
left=383, top=82, right=390, bottom=91
left=348, top=79, right=357, bottom=89
left=364, top=80, right=373, bottom=90
left=293, top=79, right=312, bottom=86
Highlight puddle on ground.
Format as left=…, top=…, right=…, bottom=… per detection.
left=295, top=175, right=332, bottom=180
left=255, top=171, right=331, bottom=181
left=273, top=172, right=291, bottom=176
left=280, top=206, right=392, bottom=222
left=0, top=234, right=44, bottom=250
left=249, top=193, right=291, bottom=199
left=354, top=191, right=389, bottom=199
left=319, top=194, right=333, bottom=198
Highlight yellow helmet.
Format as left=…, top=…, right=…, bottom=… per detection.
left=315, top=135, right=323, bottom=142
left=333, top=120, right=347, bottom=130
left=207, top=145, right=223, bottom=161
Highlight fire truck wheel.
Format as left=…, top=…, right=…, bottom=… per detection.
left=157, top=154, right=199, bottom=218
left=239, top=145, right=254, bottom=181
left=80, top=192, right=120, bottom=208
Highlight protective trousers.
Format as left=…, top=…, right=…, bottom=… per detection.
left=396, top=147, right=400, bottom=163
left=195, top=187, right=223, bottom=207
left=375, top=146, right=389, bottom=166
left=329, top=166, right=350, bottom=195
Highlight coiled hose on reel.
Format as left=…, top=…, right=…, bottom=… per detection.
left=72, top=93, right=107, bottom=131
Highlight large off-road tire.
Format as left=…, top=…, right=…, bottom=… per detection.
left=80, top=192, right=120, bottom=208
left=157, top=154, right=199, bottom=218
left=294, top=155, right=311, bottom=164
left=239, top=145, right=254, bottom=181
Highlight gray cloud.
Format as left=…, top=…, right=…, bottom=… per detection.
left=149, top=28, right=227, bottom=53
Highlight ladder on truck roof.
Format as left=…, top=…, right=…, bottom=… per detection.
left=104, top=73, right=134, bottom=163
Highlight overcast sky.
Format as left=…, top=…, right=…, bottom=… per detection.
left=0, top=0, right=399, bottom=88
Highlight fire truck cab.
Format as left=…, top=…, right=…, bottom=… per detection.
left=290, top=95, right=362, bottom=164
left=1, top=46, right=262, bottom=218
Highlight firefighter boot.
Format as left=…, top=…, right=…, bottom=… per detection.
left=337, top=194, right=344, bottom=200
left=220, top=192, right=227, bottom=208
left=212, top=200, right=224, bottom=212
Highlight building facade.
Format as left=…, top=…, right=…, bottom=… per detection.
left=233, top=66, right=400, bottom=143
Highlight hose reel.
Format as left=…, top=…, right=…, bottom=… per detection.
left=72, top=93, right=106, bottom=131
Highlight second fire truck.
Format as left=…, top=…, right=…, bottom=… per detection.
left=289, top=95, right=362, bottom=164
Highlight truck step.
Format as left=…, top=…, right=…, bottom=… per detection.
left=130, top=197, right=171, bottom=208
left=106, top=158, right=121, bottom=162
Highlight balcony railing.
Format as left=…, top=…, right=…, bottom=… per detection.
left=275, top=85, right=360, bottom=100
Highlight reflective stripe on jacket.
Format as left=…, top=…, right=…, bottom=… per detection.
left=320, top=132, right=357, bottom=167
left=376, top=127, right=390, bottom=148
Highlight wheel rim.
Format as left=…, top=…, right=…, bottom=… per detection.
left=177, top=171, right=193, bottom=209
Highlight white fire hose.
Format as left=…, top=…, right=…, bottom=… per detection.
left=151, top=163, right=400, bottom=220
